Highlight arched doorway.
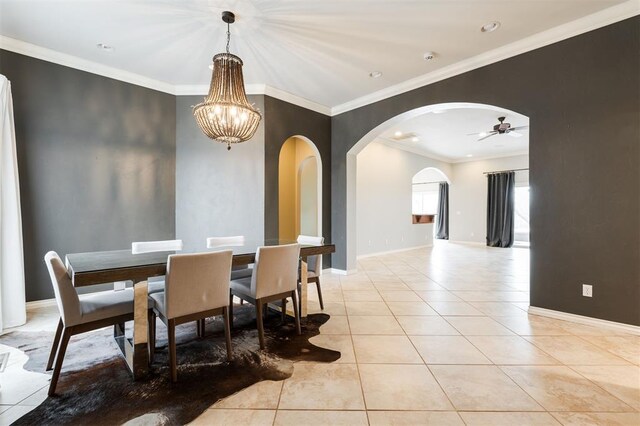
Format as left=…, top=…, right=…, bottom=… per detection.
left=278, top=136, right=323, bottom=241
left=346, top=102, right=529, bottom=271
left=411, top=167, right=451, bottom=239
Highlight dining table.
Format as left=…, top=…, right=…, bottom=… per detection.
left=64, top=239, right=336, bottom=380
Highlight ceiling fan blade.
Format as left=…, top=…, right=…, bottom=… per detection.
left=477, top=132, right=498, bottom=141
left=467, top=132, right=484, bottom=136
left=508, top=131, right=522, bottom=138
left=511, top=125, right=529, bottom=131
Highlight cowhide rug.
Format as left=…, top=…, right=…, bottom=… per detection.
left=0, top=305, right=339, bottom=425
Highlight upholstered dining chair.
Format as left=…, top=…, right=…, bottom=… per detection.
left=229, top=244, right=301, bottom=349
left=44, top=251, right=149, bottom=396
left=148, top=250, right=233, bottom=382
left=297, top=235, right=325, bottom=310
left=206, top=236, right=253, bottom=281
left=131, top=239, right=183, bottom=295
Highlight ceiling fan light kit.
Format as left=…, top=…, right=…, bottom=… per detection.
left=193, top=11, right=262, bottom=150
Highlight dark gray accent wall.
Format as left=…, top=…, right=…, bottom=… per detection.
left=0, top=50, right=176, bottom=301
left=331, top=17, right=640, bottom=325
left=175, top=95, right=266, bottom=248
left=263, top=96, right=332, bottom=267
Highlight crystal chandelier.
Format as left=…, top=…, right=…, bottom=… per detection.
left=194, top=11, right=261, bottom=150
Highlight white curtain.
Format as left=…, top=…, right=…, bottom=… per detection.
left=0, top=75, right=26, bottom=331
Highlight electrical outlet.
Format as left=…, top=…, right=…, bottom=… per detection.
left=582, top=284, right=593, bottom=298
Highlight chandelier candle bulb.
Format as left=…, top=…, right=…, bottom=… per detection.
left=193, top=11, right=262, bottom=150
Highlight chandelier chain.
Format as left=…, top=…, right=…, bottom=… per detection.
left=226, top=22, right=230, bottom=53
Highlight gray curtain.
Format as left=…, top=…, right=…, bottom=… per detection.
left=486, top=172, right=515, bottom=247
left=435, top=182, right=449, bottom=240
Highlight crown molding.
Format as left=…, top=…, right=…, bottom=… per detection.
left=1, top=0, right=637, bottom=117
left=377, top=138, right=529, bottom=165
left=330, top=0, right=640, bottom=116
left=450, top=150, right=530, bottom=164
left=263, top=85, right=332, bottom=116
left=172, top=83, right=331, bottom=115
left=0, top=35, right=175, bottom=94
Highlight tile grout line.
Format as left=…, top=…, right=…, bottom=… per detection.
left=339, top=271, right=371, bottom=425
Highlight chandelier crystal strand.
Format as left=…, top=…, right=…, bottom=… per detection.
left=193, top=11, right=261, bottom=150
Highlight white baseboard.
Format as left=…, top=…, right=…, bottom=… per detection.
left=528, top=306, right=640, bottom=335
left=323, top=268, right=358, bottom=275
left=26, top=298, right=57, bottom=310
left=448, top=240, right=486, bottom=246
left=357, top=245, right=431, bottom=260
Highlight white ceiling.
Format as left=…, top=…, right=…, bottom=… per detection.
left=0, top=0, right=632, bottom=110
left=377, top=104, right=529, bottom=162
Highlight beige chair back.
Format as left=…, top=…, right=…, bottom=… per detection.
left=252, top=244, right=300, bottom=299
left=207, top=236, right=245, bottom=248
left=297, top=235, right=324, bottom=274
left=44, top=251, right=82, bottom=326
left=164, top=250, right=233, bottom=319
left=132, top=239, right=183, bottom=254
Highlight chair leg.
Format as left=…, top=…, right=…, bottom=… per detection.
left=291, top=291, right=301, bottom=335
left=46, top=318, right=63, bottom=371
left=168, top=319, right=177, bottom=383
left=223, top=307, right=233, bottom=362
left=256, top=299, right=265, bottom=350
left=281, top=298, right=287, bottom=323
left=48, top=327, right=72, bottom=396
left=201, top=318, right=206, bottom=337
left=228, top=293, right=234, bottom=329
left=316, top=278, right=324, bottom=310
left=148, top=310, right=156, bottom=364
left=196, top=320, right=203, bottom=338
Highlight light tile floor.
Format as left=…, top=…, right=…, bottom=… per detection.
left=1, top=243, right=639, bottom=425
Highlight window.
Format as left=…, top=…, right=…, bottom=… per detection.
left=412, top=183, right=439, bottom=214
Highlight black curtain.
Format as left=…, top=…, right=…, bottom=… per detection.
left=435, top=182, right=449, bottom=240
left=486, top=172, right=515, bottom=247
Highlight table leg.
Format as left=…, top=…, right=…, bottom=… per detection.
left=300, top=257, right=308, bottom=318
left=113, top=281, right=149, bottom=380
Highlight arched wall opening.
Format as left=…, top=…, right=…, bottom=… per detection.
left=347, top=102, right=528, bottom=271
left=278, top=135, right=323, bottom=241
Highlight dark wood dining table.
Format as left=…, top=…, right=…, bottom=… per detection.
left=65, top=239, right=335, bottom=379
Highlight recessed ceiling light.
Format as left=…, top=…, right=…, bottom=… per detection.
left=369, top=71, right=383, bottom=78
left=394, top=131, right=403, bottom=137
left=466, top=154, right=473, bottom=157
left=411, top=137, right=420, bottom=142
left=479, top=132, right=488, bottom=137
left=423, top=51, right=436, bottom=61
left=96, top=43, right=114, bottom=52
left=481, top=21, right=501, bottom=33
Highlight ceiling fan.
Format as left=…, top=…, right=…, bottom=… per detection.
left=468, top=117, right=528, bottom=141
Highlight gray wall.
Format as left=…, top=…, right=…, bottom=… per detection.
left=175, top=95, right=265, bottom=248
left=331, top=17, right=639, bottom=325
left=0, top=50, right=176, bottom=301
left=263, top=96, right=332, bottom=267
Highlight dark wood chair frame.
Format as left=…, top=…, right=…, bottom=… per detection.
left=46, top=312, right=150, bottom=396
left=229, top=289, right=301, bottom=350
left=148, top=305, right=232, bottom=383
